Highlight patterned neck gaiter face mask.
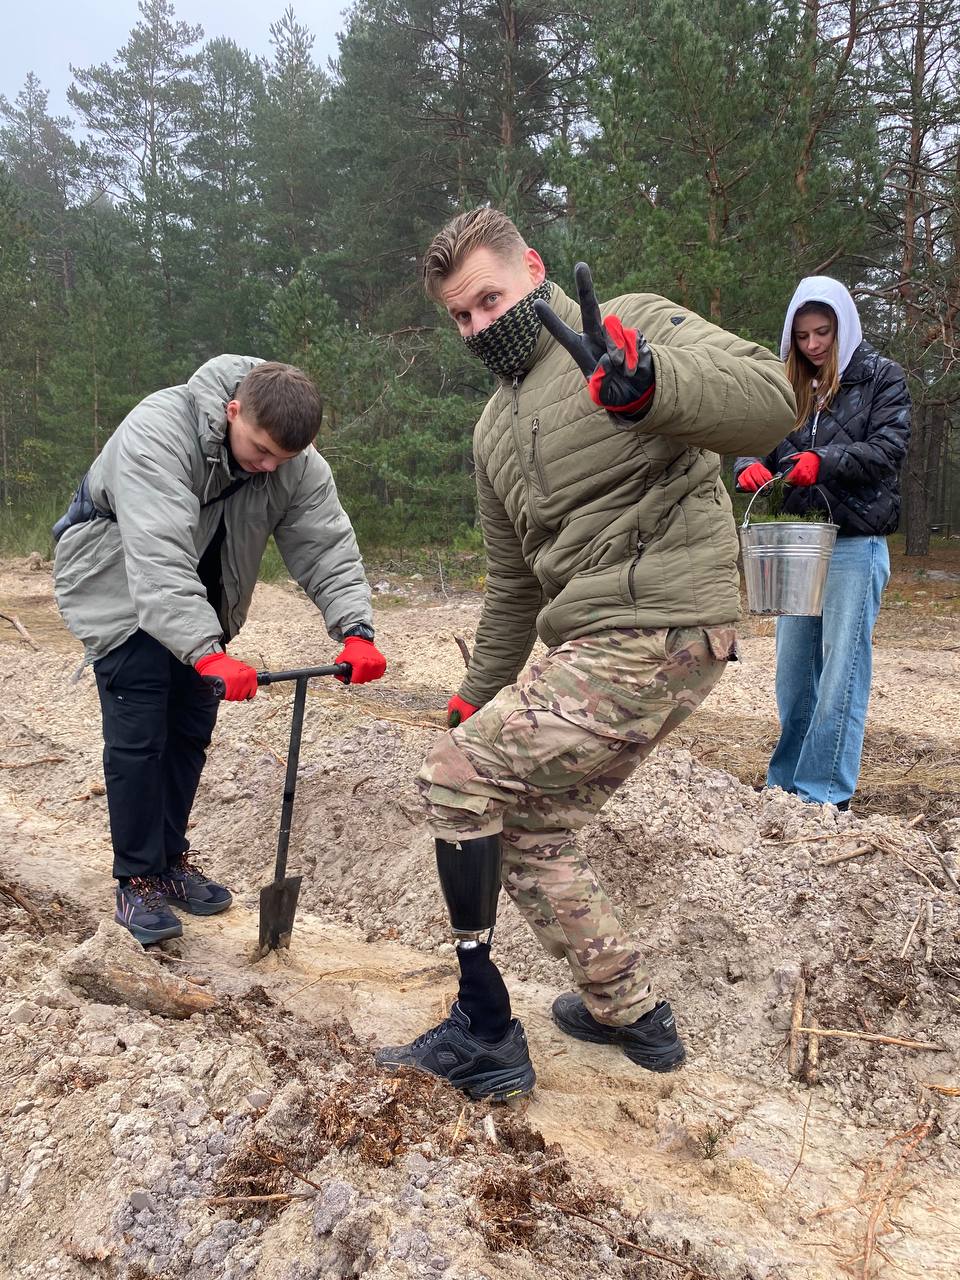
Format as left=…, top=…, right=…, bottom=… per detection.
left=463, top=281, right=552, bottom=378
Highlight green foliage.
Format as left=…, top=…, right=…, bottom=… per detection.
left=0, top=496, right=62, bottom=557
left=737, top=477, right=830, bottom=524
left=0, top=0, right=957, bottom=556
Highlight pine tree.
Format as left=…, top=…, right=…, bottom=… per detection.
left=68, top=0, right=203, bottom=342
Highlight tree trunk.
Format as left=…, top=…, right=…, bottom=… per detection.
left=904, top=400, right=934, bottom=556
left=0, top=396, right=7, bottom=508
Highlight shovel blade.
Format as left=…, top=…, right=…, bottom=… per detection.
left=258, top=875, right=303, bottom=953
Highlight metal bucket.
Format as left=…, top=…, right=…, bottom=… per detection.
left=739, top=478, right=838, bottom=616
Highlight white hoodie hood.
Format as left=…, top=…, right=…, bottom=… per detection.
left=780, top=276, right=863, bottom=375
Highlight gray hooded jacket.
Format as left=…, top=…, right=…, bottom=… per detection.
left=53, top=355, right=372, bottom=665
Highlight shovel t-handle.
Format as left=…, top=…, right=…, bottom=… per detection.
left=257, top=663, right=351, bottom=685
left=202, top=661, right=352, bottom=700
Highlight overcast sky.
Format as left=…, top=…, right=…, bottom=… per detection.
left=1, top=0, right=348, bottom=119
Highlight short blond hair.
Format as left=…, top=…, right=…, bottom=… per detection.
left=422, top=207, right=527, bottom=302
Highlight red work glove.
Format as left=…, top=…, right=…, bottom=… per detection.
left=194, top=652, right=258, bottom=701
left=447, top=694, right=478, bottom=728
left=736, top=462, right=774, bottom=492
left=784, top=452, right=820, bottom=487
left=335, top=636, right=387, bottom=684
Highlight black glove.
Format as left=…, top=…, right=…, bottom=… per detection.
left=534, top=263, right=655, bottom=415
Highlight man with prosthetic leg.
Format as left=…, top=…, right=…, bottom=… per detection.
left=376, top=836, right=535, bottom=1100
left=375, top=208, right=795, bottom=1099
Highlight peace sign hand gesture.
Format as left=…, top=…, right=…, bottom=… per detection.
left=534, top=263, right=655, bottom=416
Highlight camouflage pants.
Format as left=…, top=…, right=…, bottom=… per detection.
left=418, top=626, right=736, bottom=1025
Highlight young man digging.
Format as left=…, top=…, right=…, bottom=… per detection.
left=53, top=357, right=386, bottom=944
left=375, top=208, right=795, bottom=1099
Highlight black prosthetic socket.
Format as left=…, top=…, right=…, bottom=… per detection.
left=456, top=941, right=512, bottom=1044
left=435, top=835, right=501, bottom=936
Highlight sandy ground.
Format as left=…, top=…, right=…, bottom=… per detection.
left=1, top=551, right=959, bottom=1280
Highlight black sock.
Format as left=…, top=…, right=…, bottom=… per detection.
left=117, top=877, right=130, bottom=888
left=456, top=942, right=511, bottom=1043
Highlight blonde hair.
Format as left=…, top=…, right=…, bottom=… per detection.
left=785, top=303, right=841, bottom=430
left=422, top=207, right=527, bottom=302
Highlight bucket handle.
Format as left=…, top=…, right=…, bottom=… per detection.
left=741, top=474, right=834, bottom=528
left=741, top=474, right=783, bottom=529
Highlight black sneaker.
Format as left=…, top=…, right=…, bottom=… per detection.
left=158, top=855, right=233, bottom=916
left=551, top=993, right=686, bottom=1072
left=374, top=1001, right=536, bottom=1101
left=115, top=878, right=183, bottom=944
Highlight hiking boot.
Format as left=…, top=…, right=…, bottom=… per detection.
left=158, top=855, right=233, bottom=916
left=551, top=993, right=686, bottom=1072
left=374, top=1001, right=536, bottom=1101
left=115, top=878, right=183, bottom=944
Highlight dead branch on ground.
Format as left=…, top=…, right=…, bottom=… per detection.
left=0, top=880, right=44, bottom=930
left=0, top=756, right=66, bottom=769
left=453, top=634, right=472, bottom=667
left=0, top=612, right=39, bottom=648
left=531, top=1190, right=718, bottom=1278
left=797, top=1026, right=945, bottom=1052
left=788, top=971, right=807, bottom=1079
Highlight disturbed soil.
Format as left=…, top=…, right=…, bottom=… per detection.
left=1, top=546, right=959, bottom=1280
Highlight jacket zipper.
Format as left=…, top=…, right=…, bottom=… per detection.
left=509, top=374, right=549, bottom=532
left=510, top=377, right=523, bottom=471
left=628, top=536, right=645, bottom=599
left=810, top=408, right=821, bottom=449
left=530, top=417, right=551, bottom=496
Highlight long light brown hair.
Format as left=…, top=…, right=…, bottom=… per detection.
left=785, top=303, right=841, bottom=430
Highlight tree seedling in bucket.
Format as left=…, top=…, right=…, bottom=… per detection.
left=740, top=476, right=838, bottom=616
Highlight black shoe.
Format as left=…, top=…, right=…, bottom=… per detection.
left=551, top=993, right=686, bottom=1072
left=835, top=799, right=851, bottom=813
left=157, top=855, right=233, bottom=915
left=374, top=1001, right=536, bottom=1101
left=115, top=878, right=183, bottom=944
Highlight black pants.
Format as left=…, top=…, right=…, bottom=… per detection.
left=94, top=630, right=219, bottom=880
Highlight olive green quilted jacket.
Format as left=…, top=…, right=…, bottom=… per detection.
left=460, top=284, right=795, bottom=707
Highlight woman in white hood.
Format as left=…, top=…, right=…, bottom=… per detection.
left=734, top=277, right=911, bottom=810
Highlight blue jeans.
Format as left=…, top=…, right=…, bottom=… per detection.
left=767, top=536, right=890, bottom=806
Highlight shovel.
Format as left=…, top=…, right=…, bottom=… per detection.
left=204, top=662, right=351, bottom=953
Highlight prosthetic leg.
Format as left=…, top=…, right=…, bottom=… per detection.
left=436, top=834, right=513, bottom=1042
left=435, top=833, right=501, bottom=942
left=374, top=831, right=535, bottom=1099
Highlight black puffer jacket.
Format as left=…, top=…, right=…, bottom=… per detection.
left=735, top=341, right=911, bottom=536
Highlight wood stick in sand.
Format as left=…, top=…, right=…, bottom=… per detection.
left=0, top=612, right=39, bottom=648
left=924, top=899, right=935, bottom=963
left=802, top=1018, right=821, bottom=1086
left=899, top=901, right=923, bottom=959
left=823, top=842, right=875, bottom=866
left=0, top=756, right=66, bottom=770
left=453, top=633, right=472, bottom=668
left=787, top=973, right=806, bottom=1079
left=924, top=834, right=960, bottom=893
left=797, top=1026, right=945, bottom=1052
left=206, top=1192, right=313, bottom=1205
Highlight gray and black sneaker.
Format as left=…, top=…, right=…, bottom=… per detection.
left=115, top=877, right=183, bottom=944
left=158, top=855, right=233, bottom=916
left=551, top=993, right=686, bottom=1072
left=375, top=1001, right=536, bottom=1101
